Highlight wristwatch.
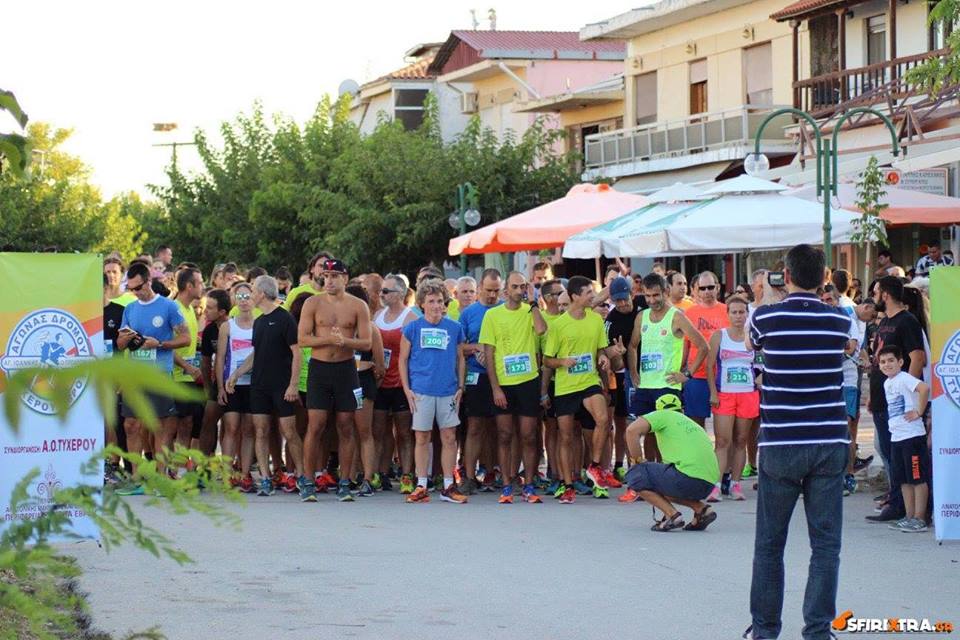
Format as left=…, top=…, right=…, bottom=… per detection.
left=680, top=368, right=691, bottom=378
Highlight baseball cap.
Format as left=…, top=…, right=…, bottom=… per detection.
left=321, top=258, right=348, bottom=274
left=609, top=276, right=632, bottom=301
left=655, top=394, right=683, bottom=412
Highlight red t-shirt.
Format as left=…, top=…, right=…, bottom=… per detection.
left=684, top=303, right=729, bottom=379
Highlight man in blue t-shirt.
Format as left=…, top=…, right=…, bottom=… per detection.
left=116, top=261, right=190, bottom=488
left=456, top=268, right=503, bottom=494
left=399, top=280, right=467, bottom=504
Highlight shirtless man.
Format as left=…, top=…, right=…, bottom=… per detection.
left=298, top=258, right=372, bottom=502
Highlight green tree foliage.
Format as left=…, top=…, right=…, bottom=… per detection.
left=850, top=156, right=889, bottom=247
left=0, top=89, right=30, bottom=177
left=2, top=360, right=241, bottom=640
left=94, top=192, right=153, bottom=261
left=153, top=93, right=580, bottom=275
left=905, top=0, right=960, bottom=91
left=0, top=123, right=148, bottom=257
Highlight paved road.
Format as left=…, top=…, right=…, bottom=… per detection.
left=66, top=482, right=958, bottom=640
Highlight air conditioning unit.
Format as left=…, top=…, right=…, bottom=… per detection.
left=461, top=92, right=479, bottom=114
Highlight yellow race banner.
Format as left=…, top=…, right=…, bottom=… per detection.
left=930, top=267, right=960, bottom=542
left=0, top=253, right=103, bottom=539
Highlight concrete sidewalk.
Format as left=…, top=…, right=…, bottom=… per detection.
left=66, top=484, right=958, bottom=640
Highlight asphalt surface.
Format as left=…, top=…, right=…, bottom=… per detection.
left=65, top=475, right=959, bottom=640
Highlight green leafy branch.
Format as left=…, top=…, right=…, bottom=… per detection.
left=0, top=89, right=31, bottom=177
left=850, top=155, right=889, bottom=247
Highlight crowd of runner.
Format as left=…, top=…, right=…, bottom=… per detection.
left=100, top=242, right=940, bottom=533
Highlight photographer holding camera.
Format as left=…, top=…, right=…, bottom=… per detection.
left=116, top=261, right=190, bottom=492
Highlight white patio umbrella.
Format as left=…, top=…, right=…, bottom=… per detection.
left=616, top=192, right=859, bottom=256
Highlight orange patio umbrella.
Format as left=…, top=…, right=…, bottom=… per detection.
left=448, top=183, right=649, bottom=255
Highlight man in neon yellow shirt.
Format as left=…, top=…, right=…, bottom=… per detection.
left=283, top=251, right=331, bottom=311
left=446, top=276, right=477, bottom=321
left=172, top=266, right=205, bottom=451
left=624, top=394, right=719, bottom=531
left=543, top=276, right=625, bottom=504
left=479, top=271, right=547, bottom=504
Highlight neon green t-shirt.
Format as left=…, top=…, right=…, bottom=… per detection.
left=173, top=300, right=200, bottom=383
left=638, top=307, right=683, bottom=390
left=298, top=347, right=310, bottom=393
left=111, top=292, right=137, bottom=307
left=543, top=309, right=608, bottom=396
left=229, top=306, right=263, bottom=319
left=539, top=310, right=562, bottom=354
left=447, top=298, right=460, bottom=321
left=478, top=303, right=539, bottom=386
left=282, top=283, right=322, bottom=310
left=644, top=410, right=720, bottom=484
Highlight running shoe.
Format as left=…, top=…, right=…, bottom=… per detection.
left=370, top=472, right=382, bottom=491
left=553, top=483, right=566, bottom=499
left=720, top=472, right=731, bottom=496
left=853, top=454, right=874, bottom=472
left=902, top=518, right=928, bottom=533
left=614, top=466, right=627, bottom=482
left=559, top=487, right=576, bottom=504
left=316, top=471, right=337, bottom=490
left=741, top=463, right=757, bottom=479
left=707, top=485, right=722, bottom=503
left=572, top=480, right=592, bottom=496
left=618, top=488, right=642, bottom=503
left=730, top=481, right=745, bottom=501
left=239, top=474, right=256, bottom=494
left=545, top=479, right=561, bottom=496
left=336, top=481, right=354, bottom=502
left=499, top=485, right=514, bottom=504
left=585, top=463, right=607, bottom=488
left=458, top=478, right=478, bottom=496
left=888, top=517, right=913, bottom=531
left=522, top=484, right=542, bottom=504
left=257, top=478, right=274, bottom=497
left=406, top=486, right=430, bottom=503
left=593, top=486, right=610, bottom=499
left=432, top=473, right=443, bottom=492
left=602, top=469, right=622, bottom=489
left=479, top=474, right=496, bottom=493
left=357, top=480, right=374, bottom=497
left=534, top=474, right=550, bottom=491
left=493, top=468, right=504, bottom=490
left=114, top=483, right=144, bottom=496
left=380, top=474, right=393, bottom=492
left=441, top=485, right=468, bottom=504
left=843, top=474, right=857, bottom=496
left=299, top=479, right=317, bottom=502
left=280, top=473, right=298, bottom=494
left=271, top=469, right=286, bottom=487
left=476, top=465, right=488, bottom=483
left=399, top=474, right=415, bottom=495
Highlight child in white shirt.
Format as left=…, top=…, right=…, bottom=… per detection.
left=879, top=345, right=930, bottom=533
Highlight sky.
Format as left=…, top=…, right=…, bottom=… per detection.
left=3, top=1, right=624, bottom=199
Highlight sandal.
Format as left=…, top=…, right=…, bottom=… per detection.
left=684, top=505, right=717, bottom=531
left=650, top=510, right=685, bottom=532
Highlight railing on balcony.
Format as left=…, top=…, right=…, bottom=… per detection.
left=794, top=49, right=949, bottom=119
left=584, top=105, right=793, bottom=171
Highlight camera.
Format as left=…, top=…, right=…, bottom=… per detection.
left=128, top=332, right=146, bottom=351
left=767, top=271, right=785, bottom=287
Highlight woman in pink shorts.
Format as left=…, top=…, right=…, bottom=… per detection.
left=706, top=296, right=758, bottom=501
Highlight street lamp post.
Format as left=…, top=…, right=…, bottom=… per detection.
left=747, top=107, right=900, bottom=267
left=450, top=182, right=481, bottom=275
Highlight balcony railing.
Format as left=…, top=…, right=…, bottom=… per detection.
left=794, top=49, right=949, bottom=118
left=584, top=105, right=793, bottom=171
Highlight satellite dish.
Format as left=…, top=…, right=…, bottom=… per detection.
left=338, top=79, right=360, bottom=98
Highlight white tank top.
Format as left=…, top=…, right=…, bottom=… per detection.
left=226, top=317, right=254, bottom=386
left=374, top=306, right=414, bottom=331
left=717, top=328, right=755, bottom=394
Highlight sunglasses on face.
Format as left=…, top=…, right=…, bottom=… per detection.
left=380, top=288, right=402, bottom=295
left=700, top=285, right=717, bottom=291
left=235, top=293, right=252, bottom=301
left=128, top=281, right=148, bottom=292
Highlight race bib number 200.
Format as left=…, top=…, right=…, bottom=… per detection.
left=420, top=328, right=448, bottom=350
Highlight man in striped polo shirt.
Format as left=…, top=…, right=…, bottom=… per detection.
left=743, top=244, right=854, bottom=640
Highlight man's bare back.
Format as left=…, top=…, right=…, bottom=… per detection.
left=299, top=293, right=371, bottom=362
